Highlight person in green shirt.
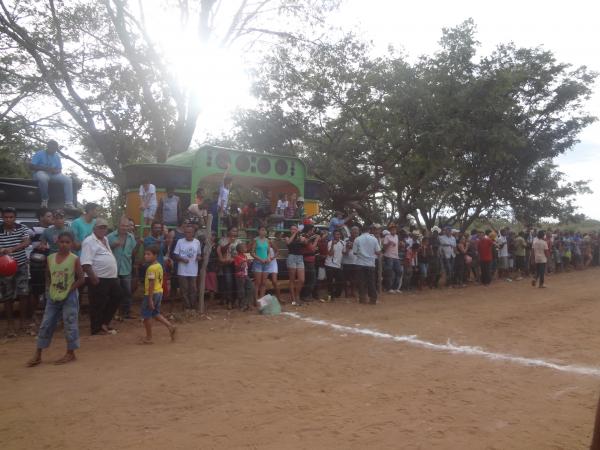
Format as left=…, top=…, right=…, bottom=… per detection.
left=27, top=231, right=85, bottom=367
left=71, top=202, right=98, bottom=255
left=40, top=209, right=71, bottom=254
left=107, top=218, right=139, bottom=319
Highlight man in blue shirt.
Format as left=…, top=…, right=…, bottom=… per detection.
left=29, top=140, right=74, bottom=209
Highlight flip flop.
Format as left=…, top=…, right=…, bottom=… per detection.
left=26, top=358, right=42, bottom=367
left=54, top=354, right=76, bottom=365
left=138, top=338, right=154, bottom=345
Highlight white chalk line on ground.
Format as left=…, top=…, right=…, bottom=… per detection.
left=283, top=312, right=600, bottom=377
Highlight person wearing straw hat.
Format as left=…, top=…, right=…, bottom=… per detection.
left=81, top=218, right=123, bottom=335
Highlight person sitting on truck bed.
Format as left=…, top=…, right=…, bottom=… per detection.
left=29, top=140, right=75, bottom=209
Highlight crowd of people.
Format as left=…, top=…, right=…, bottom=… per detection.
left=1, top=143, right=600, bottom=366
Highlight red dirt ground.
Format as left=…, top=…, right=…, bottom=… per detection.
left=2, top=269, right=600, bottom=449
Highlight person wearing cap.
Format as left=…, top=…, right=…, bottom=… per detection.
left=41, top=209, right=72, bottom=254
left=81, top=218, right=123, bottom=335
left=353, top=223, right=381, bottom=304
left=438, top=226, right=456, bottom=287
left=71, top=203, right=98, bottom=255
left=29, top=140, right=75, bottom=209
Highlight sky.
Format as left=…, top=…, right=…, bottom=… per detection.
left=73, top=0, right=600, bottom=219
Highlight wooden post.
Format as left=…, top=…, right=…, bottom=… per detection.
left=197, top=213, right=213, bottom=314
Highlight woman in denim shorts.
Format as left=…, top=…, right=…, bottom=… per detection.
left=285, top=225, right=306, bottom=304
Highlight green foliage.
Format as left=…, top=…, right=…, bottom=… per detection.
left=231, top=19, right=597, bottom=227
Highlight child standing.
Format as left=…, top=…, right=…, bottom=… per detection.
left=141, top=246, right=176, bottom=344
left=173, top=225, right=202, bottom=310
left=139, top=179, right=157, bottom=225
left=233, top=242, right=254, bottom=311
left=27, top=231, right=84, bottom=367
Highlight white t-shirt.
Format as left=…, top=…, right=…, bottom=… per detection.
left=81, top=234, right=118, bottom=278
left=276, top=200, right=288, bottom=213
left=532, top=238, right=548, bottom=263
left=325, top=240, right=345, bottom=268
left=174, top=238, right=202, bottom=276
left=497, top=235, right=509, bottom=258
left=218, top=184, right=230, bottom=211
left=353, top=233, right=381, bottom=267
left=342, top=238, right=357, bottom=265
left=139, top=184, right=157, bottom=207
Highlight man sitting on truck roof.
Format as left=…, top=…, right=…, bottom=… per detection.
left=29, top=140, right=75, bottom=209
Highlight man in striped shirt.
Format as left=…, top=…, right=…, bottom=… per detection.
left=0, top=207, right=31, bottom=335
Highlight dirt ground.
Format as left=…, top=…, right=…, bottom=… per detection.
left=2, top=269, right=600, bottom=449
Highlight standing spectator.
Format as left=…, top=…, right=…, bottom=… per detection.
left=438, top=226, right=456, bottom=286
left=325, top=230, right=345, bottom=300
left=29, top=140, right=75, bottom=209
left=532, top=230, right=549, bottom=288
left=233, top=242, right=254, bottom=311
left=217, top=163, right=232, bottom=215
left=139, top=179, right=157, bottom=226
left=478, top=230, right=495, bottom=286
left=353, top=224, right=381, bottom=305
left=342, top=226, right=360, bottom=298
left=513, top=232, right=527, bottom=280
left=80, top=218, right=123, bottom=335
left=156, top=185, right=182, bottom=227
left=428, top=227, right=442, bottom=288
left=27, top=231, right=84, bottom=366
left=295, top=197, right=305, bottom=220
left=173, top=225, right=202, bottom=311
left=382, top=224, right=402, bottom=293
left=300, top=224, right=320, bottom=302
left=418, top=237, right=433, bottom=289
left=284, top=193, right=298, bottom=227
left=29, top=208, right=54, bottom=323
left=143, top=221, right=168, bottom=266
left=71, top=203, right=98, bottom=255
left=108, top=217, right=138, bottom=319
left=454, top=235, right=467, bottom=288
left=285, top=225, right=306, bottom=305
left=217, top=226, right=241, bottom=308
left=41, top=209, right=71, bottom=254
left=466, top=229, right=480, bottom=283
left=251, top=226, right=274, bottom=299
left=168, top=218, right=187, bottom=300
left=496, top=228, right=511, bottom=281
left=0, top=207, right=31, bottom=335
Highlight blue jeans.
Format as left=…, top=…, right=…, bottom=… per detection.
left=442, top=257, right=455, bottom=285
left=118, top=275, right=132, bottom=316
left=37, top=290, right=80, bottom=350
left=33, top=170, right=73, bottom=203
left=383, top=257, right=403, bottom=290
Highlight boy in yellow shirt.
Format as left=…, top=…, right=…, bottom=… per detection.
left=141, top=246, right=176, bottom=344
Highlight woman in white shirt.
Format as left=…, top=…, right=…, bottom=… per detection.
left=139, top=179, right=157, bottom=225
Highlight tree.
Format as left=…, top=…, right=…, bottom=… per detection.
left=231, top=20, right=596, bottom=226
left=0, top=0, right=340, bottom=191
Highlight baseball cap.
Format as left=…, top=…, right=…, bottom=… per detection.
left=95, top=218, right=109, bottom=227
